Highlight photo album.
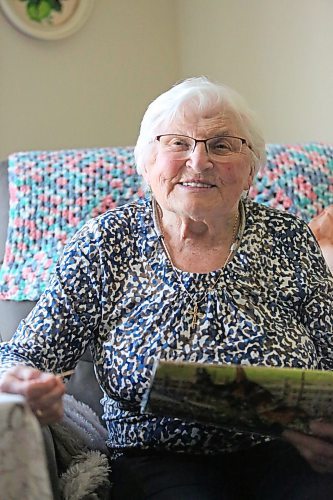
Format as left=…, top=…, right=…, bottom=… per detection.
left=141, top=360, right=333, bottom=436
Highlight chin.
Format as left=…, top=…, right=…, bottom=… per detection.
left=176, top=202, right=214, bottom=219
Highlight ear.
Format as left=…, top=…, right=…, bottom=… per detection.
left=244, top=164, right=255, bottom=191
left=140, top=149, right=156, bottom=184
left=140, top=160, right=150, bottom=181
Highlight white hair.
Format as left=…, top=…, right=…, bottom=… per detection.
left=134, top=76, right=266, bottom=177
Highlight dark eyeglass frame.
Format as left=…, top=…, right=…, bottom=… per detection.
left=155, top=134, right=252, bottom=155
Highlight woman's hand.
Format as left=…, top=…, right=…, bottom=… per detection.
left=0, top=364, right=65, bottom=425
left=283, top=421, right=333, bottom=474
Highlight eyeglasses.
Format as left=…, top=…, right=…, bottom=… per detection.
left=155, top=134, right=250, bottom=160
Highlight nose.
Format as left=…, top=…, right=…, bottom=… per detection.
left=186, top=142, right=213, bottom=172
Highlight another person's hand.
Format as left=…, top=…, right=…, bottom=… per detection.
left=283, top=421, right=333, bottom=474
left=0, top=364, right=65, bottom=425
left=308, top=205, right=333, bottom=273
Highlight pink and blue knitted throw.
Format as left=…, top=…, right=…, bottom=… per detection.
left=0, top=147, right=144, bottom=300
left=0, top=143, right=332, bottom=301
left=251, top=143, right=333, bottom=221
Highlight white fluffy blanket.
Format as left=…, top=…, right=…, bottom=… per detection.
left=50, top=394, right=111, bottom=500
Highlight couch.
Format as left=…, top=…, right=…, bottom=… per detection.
left=0, top=143, right=332, bottom=498
left=0, top=157, right=105, bottom=416
left=0, top=142, right=332, bottom=411
left=0, top=147, right=145, bottom=418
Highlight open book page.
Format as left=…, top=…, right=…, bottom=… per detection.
left=141, top=361, right=333, bottom=436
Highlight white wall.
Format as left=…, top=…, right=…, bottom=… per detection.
left=178, top=0, right=333, bottom=143
left=0, top=0, right=179, bottom=158
left=1, top=0, right=333, bottom=159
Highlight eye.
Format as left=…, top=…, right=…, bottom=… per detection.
left=212, top=138, right=232, bottom=151
left=167, top=136, right=192, bottom=150
left=208, top=137, right=237, bottom=156
left=171, top=138, right=185, bottom=145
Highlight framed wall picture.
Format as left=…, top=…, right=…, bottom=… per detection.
left=0, top=0, right=95, bottom=40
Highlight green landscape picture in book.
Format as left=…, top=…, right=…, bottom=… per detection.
left=142, top=361, right=333, bottom=436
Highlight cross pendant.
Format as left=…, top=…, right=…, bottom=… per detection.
left=191, top=303, right=205, bottom=329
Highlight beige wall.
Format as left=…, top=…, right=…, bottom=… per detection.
left=1, top=0, right=333, bottom=159
left=178, top=0, right=333, bottom=143
left=0, top=0, right=179, bottom=158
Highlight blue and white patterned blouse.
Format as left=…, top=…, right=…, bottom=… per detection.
left=1, top=198, right=332, bottom=455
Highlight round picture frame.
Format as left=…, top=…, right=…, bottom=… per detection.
left=0, top=0, right=95, bottom=40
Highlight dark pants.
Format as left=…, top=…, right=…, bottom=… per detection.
left=111, top=440, right=333, bottom=500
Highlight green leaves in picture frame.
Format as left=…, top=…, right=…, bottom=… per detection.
left=20, top=0, right=64, bottom=23
left=0, top=0, right=94, bottom=39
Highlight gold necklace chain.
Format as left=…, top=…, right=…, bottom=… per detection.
left=153, top=198, right=241, bottom=330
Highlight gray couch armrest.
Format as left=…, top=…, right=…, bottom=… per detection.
left=0, top=299, right=104, bottom=419
left=0, top=300, right=36, bottom=342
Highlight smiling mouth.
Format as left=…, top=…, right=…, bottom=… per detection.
left=180, top=181, right=216, bottom=188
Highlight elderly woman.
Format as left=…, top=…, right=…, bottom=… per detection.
left=1, top=77, right=333, bottom=499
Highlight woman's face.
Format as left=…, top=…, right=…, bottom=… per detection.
left=142, top=111, right=254, bottom=220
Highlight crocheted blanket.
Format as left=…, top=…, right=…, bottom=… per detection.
left=0, top=143, right=332, bottom=301
left=250, top=142, right=333, bottom=222
left=0, top=147, right=144, bottom=301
